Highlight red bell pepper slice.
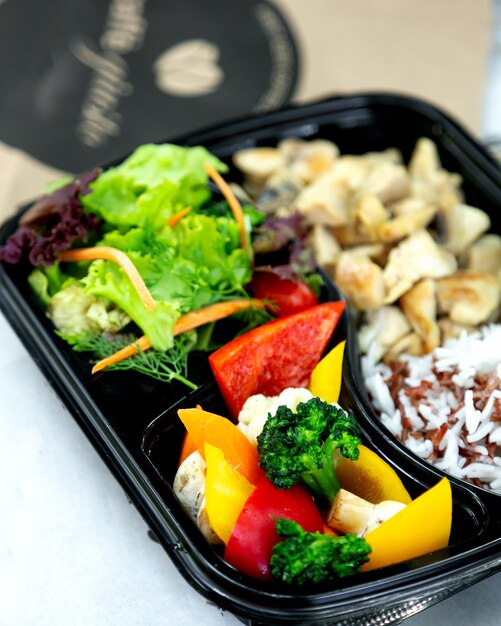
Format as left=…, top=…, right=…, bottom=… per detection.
left=209, top=301, right=345, bottom=419
left=224, top=474, right=324, bottom=580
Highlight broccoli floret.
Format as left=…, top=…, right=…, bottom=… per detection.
left=257, top=396, right=362, bottom=506
left=270, top=518, right=371, bottom=584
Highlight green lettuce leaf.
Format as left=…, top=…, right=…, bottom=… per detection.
left=173, top=214, right=251, bottom=302
left=28, top=264, right=78, bottom=307
left=81, top=259, right=180, bottom=351
left=82, top=144, right=227, bottom=229
left=97, top=216, right=252, bottom=312
left=28, top=269, right=51, bottom=307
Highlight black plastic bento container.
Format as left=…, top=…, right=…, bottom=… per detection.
left=2, top=93, right=501, bottom=626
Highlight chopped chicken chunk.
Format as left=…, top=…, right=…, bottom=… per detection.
left=408, top=138, right=463, bottom=207
left=352, top=194, right=390, bottom=241
left=408, top=137, right=442, bottom=180
left=233, top=146, right=282, bottom=183
left=362, top=163, right=410, bottom=204
left=384, top=332, right=424, bottom=360
left=437, top=317, right=478, bottom=342
left=307, top=223, right=342, bottom=274
left=382, top=230, right=457, bottom=303
left=378, top=206, right=436, bottom=244
left=295, top=172, right=351, bottom=226
left=388, top=196, right=430, bottom=216
left=328, top=156, right=372, bottom=190
left=332, top=219, right=374, bottom=246
left=358, top=305, right=411, bottom=361
left=279, top=138, right=339, bottom=184
left=341, top=243, right=387, bottom=263
left=399, top=279, right=440, bottom=352
left=465, top=234, right=501, bottom=274
left=442, top=203, right=491, bottom=256
left=436, top=271, right=501, bottom=325
left=334, top=253, right=385, bottom=310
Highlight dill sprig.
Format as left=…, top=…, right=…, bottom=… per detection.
left=71, top=331, right=197, bottom=389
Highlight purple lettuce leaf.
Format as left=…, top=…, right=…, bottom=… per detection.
left=252, top=211, right=316, bottom=279
left=0, top=168, right=102, bottom=267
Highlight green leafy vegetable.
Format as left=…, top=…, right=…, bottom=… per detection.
left=81, top=260, right=180, bottom=351
left=28, top=265, right=73, bottom=307
left=82, top=144, right=227, bottom=229
left=203, top=199, right=266, bottom=229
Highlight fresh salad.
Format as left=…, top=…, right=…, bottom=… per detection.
left=0, top=143, right=320, bottom=388
left=174, top=303, right=453, bottom=584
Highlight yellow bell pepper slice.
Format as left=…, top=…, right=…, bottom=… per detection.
left=362, top=477, right=452, bottom=571
left=204, top=442, right=254, bottom=544
left=308, top=340, right=345, bottom=403
left=335, top=444, right=412, bottom=505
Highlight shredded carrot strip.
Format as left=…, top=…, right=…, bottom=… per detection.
left=59, top=246, right=157, bottom=313
left=172, top=299, right=260, bottom=335
left=203, top=162, right=248, bottom=253
left=91, top=298, right=263, bottom=374
left=91, top=335, right=152, bottom=374
left=167, top=206, right=191, bottom=227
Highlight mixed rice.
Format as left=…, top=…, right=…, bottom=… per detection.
left=363, top=324, right=501, bottom=492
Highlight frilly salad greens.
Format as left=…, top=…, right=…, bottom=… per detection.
left=0, top=143, right=320, bottom=389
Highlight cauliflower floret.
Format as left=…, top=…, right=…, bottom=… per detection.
left=237, top=387, right=314, bottom=446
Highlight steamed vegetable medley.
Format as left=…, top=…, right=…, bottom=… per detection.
left=175, top=302, right=453, bottom=584
left=0, top=142, right=453, bottom=585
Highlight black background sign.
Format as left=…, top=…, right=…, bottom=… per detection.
left=0, top=0, right=299, bottom=172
